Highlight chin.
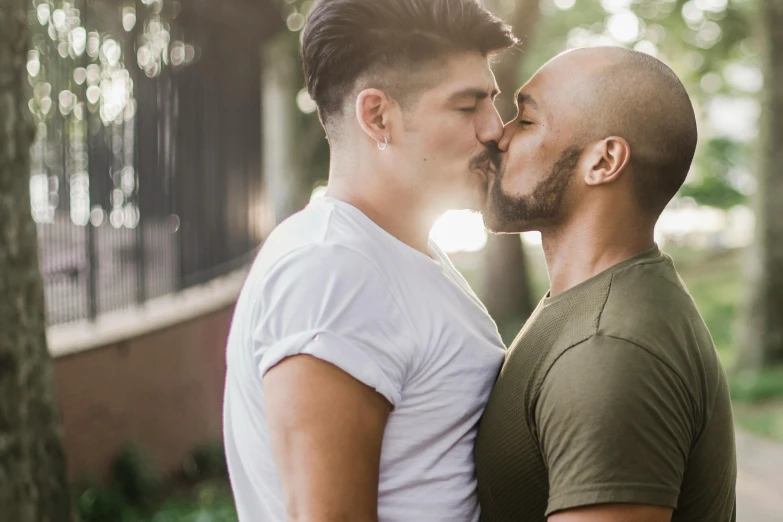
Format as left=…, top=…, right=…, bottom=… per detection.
left=443, top=187, right=486, bottom=213
left=482, top=208, right=538, bottom=234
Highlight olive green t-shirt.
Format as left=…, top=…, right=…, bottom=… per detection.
left=475, top=244, right=737, bottom=521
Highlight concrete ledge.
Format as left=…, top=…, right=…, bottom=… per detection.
left=47, top=266, right=250, bottom=358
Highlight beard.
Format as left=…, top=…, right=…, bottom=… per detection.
left=483, top=146, right=583, bottom=233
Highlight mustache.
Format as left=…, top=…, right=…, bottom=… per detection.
left=471, top=143, right=503, bottom=174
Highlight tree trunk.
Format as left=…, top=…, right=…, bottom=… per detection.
left=0, top=2, right=74, bottom=521
left=262, top=32, right=306, bottom=226
left=739, top=0, right=783, bottom=368
left=482, top=0, right=541, bottom=339
left=261, top=30, right=325, bottom=227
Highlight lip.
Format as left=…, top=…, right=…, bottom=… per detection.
left=472, top=167, right=489, bottom=185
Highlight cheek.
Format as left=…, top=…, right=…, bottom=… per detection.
left=421, top=119, right=477, bottom=163
left=502, top=140, right=549, bottom=193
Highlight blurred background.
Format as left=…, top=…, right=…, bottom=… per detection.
left=18, top=0, right=783, bottom=519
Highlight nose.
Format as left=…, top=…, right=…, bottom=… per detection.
left=476, top=103, right=504, bottom=146
left=497, top=120, right=516, bottom=153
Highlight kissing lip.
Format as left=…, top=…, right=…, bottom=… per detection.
left=472, top=151, right=501, bottom=177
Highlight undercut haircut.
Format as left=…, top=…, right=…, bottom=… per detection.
left=301, top=0, right=517, bottom=135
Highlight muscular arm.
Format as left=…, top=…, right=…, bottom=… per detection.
left=264, top=354, right=392, bottom=522
left=549, top=503, right=672, bottom=522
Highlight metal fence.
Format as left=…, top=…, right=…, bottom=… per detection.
left=29, top=0, right=267, bottom=325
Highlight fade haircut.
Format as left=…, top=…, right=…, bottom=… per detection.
left=301, top=0, right=517, bottom=136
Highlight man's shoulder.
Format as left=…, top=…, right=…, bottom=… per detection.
left=252, top=239, right=386, bottom=294
left=599, top=256, right=712, bottom=357
left=252, top=203, right=388, bottom=282
left=596, top=255, right=721, bottom=407
left=606, top=253, right=692, bottom=311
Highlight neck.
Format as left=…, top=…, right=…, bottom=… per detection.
left=541, top=211, right=655, bottom=297
left=325, top=157, right=437, bottom=255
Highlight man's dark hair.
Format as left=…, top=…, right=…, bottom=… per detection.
left=301, top=0, right=517, bottom=133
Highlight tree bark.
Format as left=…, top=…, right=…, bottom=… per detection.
left=739, top=0, right=783, bottom=368
left=482, top=0, right=541, bottom=339
left=0, top=2, right=74, bottom=520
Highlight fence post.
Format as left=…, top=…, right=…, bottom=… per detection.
left=131, top=6, right=146, bottom=306
left=86, top=222, right=97, bottom=320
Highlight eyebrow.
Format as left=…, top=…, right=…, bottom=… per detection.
left=516, top=92, right=538, bottom=110
left=449, top=87, right=500, bottom=103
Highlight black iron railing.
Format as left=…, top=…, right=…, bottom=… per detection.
left=29, top=0, right=268, bottom=325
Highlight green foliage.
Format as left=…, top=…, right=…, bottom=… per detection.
left=680, top=138, right=749, bottom=208
left=112, top=444, right=164, bottom=510
left=74, top=443, right=238, bottom=522
left=75, top=478, right=130, bottom=522
left=731, top=368, right=783, bottom=402
left=182, top=444, right=229, bottom=482
left=140, top=483, right=238, bottom=522
left=733, top=402, right=783, bottom=443
left=75, top=444, right=162, bottom=521
left=679, top=175, right=746, bottom=209
left=671, top=246, right=742, bottom=364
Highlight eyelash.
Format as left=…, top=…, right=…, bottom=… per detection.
left=460, top=107, right=478, bottom=113
left=519, top=120, right=534, bottom=126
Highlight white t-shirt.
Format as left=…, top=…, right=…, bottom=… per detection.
left=223, top=197, right=505, bottom=522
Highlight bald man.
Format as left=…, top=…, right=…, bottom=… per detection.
left=474, top=47, right=737, bottom=522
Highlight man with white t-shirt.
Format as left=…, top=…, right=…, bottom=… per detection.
left=222, top=0, right=517, bottom=521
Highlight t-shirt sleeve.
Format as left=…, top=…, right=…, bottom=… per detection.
left=251, top=244, right=417, bottom=407
left=534, top=335, right=694, bottom=516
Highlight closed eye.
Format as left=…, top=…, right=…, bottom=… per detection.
left=519, top=120, right=534, bottom=126
left=460, top=107, right=478, bottom=113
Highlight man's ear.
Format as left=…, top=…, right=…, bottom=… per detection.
left=582, top=136, right=631, bottom=186
left=355, top=88, right=394, bottom=147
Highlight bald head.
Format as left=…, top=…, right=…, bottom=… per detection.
left=543, top=47, right=698, bottom=216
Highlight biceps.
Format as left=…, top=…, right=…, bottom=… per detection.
left=263, top=354, right=392, bottom=521
left=549, top=503, right=673, bottom=522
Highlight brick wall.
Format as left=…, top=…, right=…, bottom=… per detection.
left=52, top=305, right=234, bottom=482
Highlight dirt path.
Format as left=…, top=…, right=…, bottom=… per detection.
left=736, top=430, right=783, bottom=521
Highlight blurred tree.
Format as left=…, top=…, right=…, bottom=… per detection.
left=265, top=0, right=328, bottom=223
left=680, top=138, right=748, bottom=210
left=481, top=0, right=541, bottom=340
left=739, top=0, right=783, bottom=368
left=0, top=0, right=73, bottom=520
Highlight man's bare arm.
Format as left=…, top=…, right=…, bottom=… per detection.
left=549, top=503, right=673, bottom=522
left=263, top=354, right=392, bottom=522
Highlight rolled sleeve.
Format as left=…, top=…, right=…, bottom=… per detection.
left=252, top=244, right=417, bottom=409
left=258, top=329, right=404, bottom=407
